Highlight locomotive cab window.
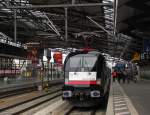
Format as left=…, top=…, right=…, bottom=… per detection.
left=65, top=55, right=97, bottom=72
left=83, top=56, right=97, bottom=71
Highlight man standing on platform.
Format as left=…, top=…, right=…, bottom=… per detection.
left=112, top=70, right=117, bottom=82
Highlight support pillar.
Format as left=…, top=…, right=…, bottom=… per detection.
left=65, top=8, right=68, bottom=42
left=14, top=9, right=17, bottom=42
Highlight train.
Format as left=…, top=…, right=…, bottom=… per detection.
left=62, top=50, right=111, bottom=107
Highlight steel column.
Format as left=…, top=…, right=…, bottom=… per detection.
left=72, top=0, right=75, bottom=4
left=6, top=3, right=112, bottom=9
left=14, top=9, right=17, bottom=42
left=113, top=0, right=118, bottom=37
left=65, top=8, right=68, bottom=41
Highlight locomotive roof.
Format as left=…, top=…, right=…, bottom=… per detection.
left=64, top=50, right=106, bottom=66
left=67, top=51, right=103, bottom=58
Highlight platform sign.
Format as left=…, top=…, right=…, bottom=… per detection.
left=142, top=39, right=150, bottom=60
left=132, top=52, right=140, bottom=61
left=53, top=52, right=62, bottom=64
left=143, top=38, right=150, bottom=52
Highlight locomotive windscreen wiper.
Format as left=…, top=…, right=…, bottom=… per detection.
left=83, top=56, right=97, bottom=72
left=84, top=58, right=91, bottom=72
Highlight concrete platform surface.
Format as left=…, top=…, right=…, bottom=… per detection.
left=106, top=81, right=139, bottom=115
left=121, top=80, right=150, bottom=115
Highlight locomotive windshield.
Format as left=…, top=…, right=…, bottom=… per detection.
left=83, top=57, right=97, bottom=68
left=65, top=54, right=97, bottom=72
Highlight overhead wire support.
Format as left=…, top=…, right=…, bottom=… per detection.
left=113, top=0, right=118, bottom=37
left=72, top=0, right=76, bottom=4
left=43, top=12, right=61, bottom=37
left=112, top=0, right=118, bottom=58
left=14, top=9, right=17, bottom=43
left=6, top=3, right=113, bottom=9
left=86, top=16, right=113, bottom=36
left=65, top=7, right=68, bottom=42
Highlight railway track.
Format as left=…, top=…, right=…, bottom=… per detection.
left=24, top=96, right=107, bottom=115
left=0, top=80, right=63, bottom=99
left=50, top=102, right=106, bottom=115
left=0, top=85, right=63, bottom=115
left=0, top=86, right=36, bottom=99
left=64, top=106, right=105, bottom=115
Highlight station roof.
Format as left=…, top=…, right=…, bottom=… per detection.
left=117, top=0, right=149, bottom=59
left=0, top=0, right=147, bottom=60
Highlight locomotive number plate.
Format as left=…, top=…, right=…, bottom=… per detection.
left=69, top=72, right=96, bottom=81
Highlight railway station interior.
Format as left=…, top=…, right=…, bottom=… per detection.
left=0, top=0, right=150, bottom=115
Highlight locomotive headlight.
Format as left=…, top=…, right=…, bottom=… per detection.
left=63, top=91, right=72, bottom=97
left=91, top=90, right=100, bottom=97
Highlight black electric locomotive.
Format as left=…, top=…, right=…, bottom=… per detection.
left=62, top=50, right=111, bottom=107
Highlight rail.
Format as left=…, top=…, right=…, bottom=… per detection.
left=0, top=85, right=62, bottom=114
left=0, top=79, right=63, bottom=99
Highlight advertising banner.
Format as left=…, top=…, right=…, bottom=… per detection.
left=53, top=52, right=62, bottom=64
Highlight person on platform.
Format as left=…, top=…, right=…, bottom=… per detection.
left=122, top=70, right=127, bottom=83
left=112, top=70, right=117, bottom=82
left=125, top=67, right=131, bottom=83
left=117, top=70, right=122, bottom=83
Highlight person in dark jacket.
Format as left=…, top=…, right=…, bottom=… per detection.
left=125, top=68, right=131, bottom=83
left=117, top=71, right=122, bottom=83
left=122, top=71, right=127, bottom=83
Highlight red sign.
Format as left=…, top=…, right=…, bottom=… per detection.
left=53, top=52, right=62, bottom=64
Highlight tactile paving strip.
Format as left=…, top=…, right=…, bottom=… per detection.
left=113, top=83, right=131, bottom=115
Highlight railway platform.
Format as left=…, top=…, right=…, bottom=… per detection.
left=107, top=80, right=150, bottom=115
left=0, top=77, right=40, bottom=89
left=0, top=77, right=63, bottom=97
left=120, top=80, right=150, bottom=115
